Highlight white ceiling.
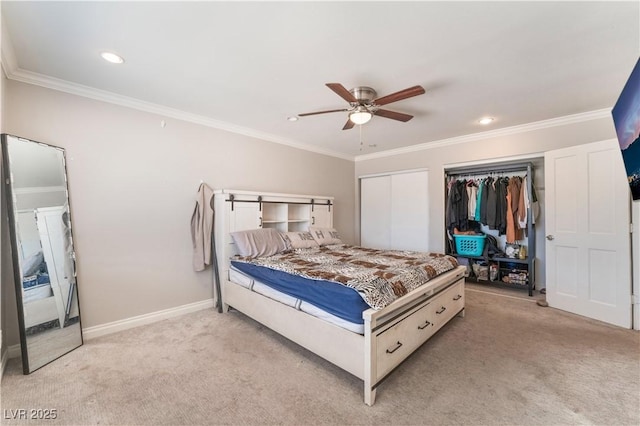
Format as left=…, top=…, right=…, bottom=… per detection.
left=2, top=1, right=639, bottom=160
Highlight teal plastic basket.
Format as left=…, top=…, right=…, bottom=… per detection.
left=453, top=234, right=486, bottom=257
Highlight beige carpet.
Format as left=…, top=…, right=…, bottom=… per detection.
left=1, top=288, right=639, bottom=425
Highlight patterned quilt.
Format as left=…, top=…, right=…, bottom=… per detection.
left=232, top=244, right=458, bottom=310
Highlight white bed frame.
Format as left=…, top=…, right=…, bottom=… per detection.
left=214, top=190, right=466, bottom=405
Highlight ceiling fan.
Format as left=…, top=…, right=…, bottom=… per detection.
left=298, top=83, right=426, bottom=130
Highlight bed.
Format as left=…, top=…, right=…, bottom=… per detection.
left=213, top=190, right=466, bottom=405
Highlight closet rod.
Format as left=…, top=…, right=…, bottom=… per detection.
left=445, top=162, right=533, bottom=177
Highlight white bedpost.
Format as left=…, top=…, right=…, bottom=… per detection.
left=363, top=310, right=376, bottom=406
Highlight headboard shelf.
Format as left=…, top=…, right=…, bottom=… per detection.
left=213, top=189, right=335, bottom=276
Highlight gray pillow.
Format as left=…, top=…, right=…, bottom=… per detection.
left=308, top=226, right=343, bottom=246
left=230, top=228, right=287, bottom=258
left=281, top=231, right=319, bottom=249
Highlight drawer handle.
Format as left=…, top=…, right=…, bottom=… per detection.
left=436, top=306, right=447, bottom=314
left=453, top=294, right=462, bottom=301
left=386, top=341, right=403, bottom=354
left=417, top=320, right=431, bottom=330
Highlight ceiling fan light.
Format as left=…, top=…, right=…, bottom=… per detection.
left=350, top=110, right=372, bottom=125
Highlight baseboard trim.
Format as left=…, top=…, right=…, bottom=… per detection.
left=2, top=343, right=21, bottom=380
left=82, top=298, right=214, bottom=341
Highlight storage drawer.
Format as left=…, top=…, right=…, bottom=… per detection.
left=373, top=278, right=464, bottom=382
left=375, top=312, right=415, bottom=381
left=375, top=300, right=437, bottom=381
left=432, top=279, right=465, bottom=329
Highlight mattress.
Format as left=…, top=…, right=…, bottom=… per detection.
left=232, top=244, right=459, bottom=310
left=22, top=283, right=53, bottom=303
left=229, top=245, right=459, bottom=335
left=229, top=265, right=365, bottom=334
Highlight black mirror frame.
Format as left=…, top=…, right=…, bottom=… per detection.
left=1, top=133, right=83, bottom=374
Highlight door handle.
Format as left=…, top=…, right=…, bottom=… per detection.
left=546, top=235, right=554, bottom=241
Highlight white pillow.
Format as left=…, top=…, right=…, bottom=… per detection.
left=281, top=231, right=319, bottom=249
left=230, top=228, right=287, bottom=258
left=308, top=226, right=343, bottom=246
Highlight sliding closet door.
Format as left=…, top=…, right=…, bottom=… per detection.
left=391, top=171, right=429, bottom=251
left=360, top=175, right=391, bottom=249
left=360, top=170, right=429, bottom=251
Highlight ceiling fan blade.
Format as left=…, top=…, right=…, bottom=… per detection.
left=373, top=85, right=426, bottom=106
left=374, top=109, right=414, bottom=122
left=298, top=108, right=348, bottom=117
left=326, top=83, right=358, bottom=103
left=342, top=119, right=355, bottom=130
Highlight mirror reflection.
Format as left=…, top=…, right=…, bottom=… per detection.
left=2, top=134, right=82, bottom=373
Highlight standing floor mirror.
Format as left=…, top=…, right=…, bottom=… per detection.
left=1, top=134, right=82, bottom=374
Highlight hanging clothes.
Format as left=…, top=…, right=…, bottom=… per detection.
left=446, top=179, right=470, bottom=233
left=446, top=173, right=530, bottom=237
left=495, top=177, right=508, bottom=235
left=518, top=176, right=529, bottom=229
left=475, top=179, right=484, bottom=222
left=506, top=176, right=523, bottom=243
left=191, top=183, right=214, bottom=272
left=467, top=180, right=477, bottom=220
left=480, top=177, right=491, bottom=225
left=518, top=175, right=540, bottom=231
left=485, top=177, right=498, bottom=229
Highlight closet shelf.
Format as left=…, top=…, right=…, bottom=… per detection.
left=491, top=256, right=529, bottom=264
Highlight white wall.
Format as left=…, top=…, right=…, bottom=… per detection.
left=355, top=114, right=621, bottom=289
left=2, top=79, right=355, bottom=344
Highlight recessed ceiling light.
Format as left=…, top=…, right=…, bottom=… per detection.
left=478, top=117, right=494, bottom=125
left=100, top=51, right=124, bottom=64
left=287, top=116, right=299, bottom=122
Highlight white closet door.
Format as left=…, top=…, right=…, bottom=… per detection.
left=391, top=171, right=429, bottom=251
left=360, top=175, right=391, bottom=249
left=545, top=140, right=631, bottom=328
left=360, top=170, right=429, bottom=251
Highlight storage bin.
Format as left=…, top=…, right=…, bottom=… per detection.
left=472, top=261, right=489, bottom=281
left=453, top=234, right=486, bottom=256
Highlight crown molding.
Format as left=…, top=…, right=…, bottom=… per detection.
left=1, top=14, right=18, bottom=76
left=1, top=28, right=610, bottom=165
left=0, top=61, right=354, bottom=162
left=354, top=108, right=612, bottom=162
